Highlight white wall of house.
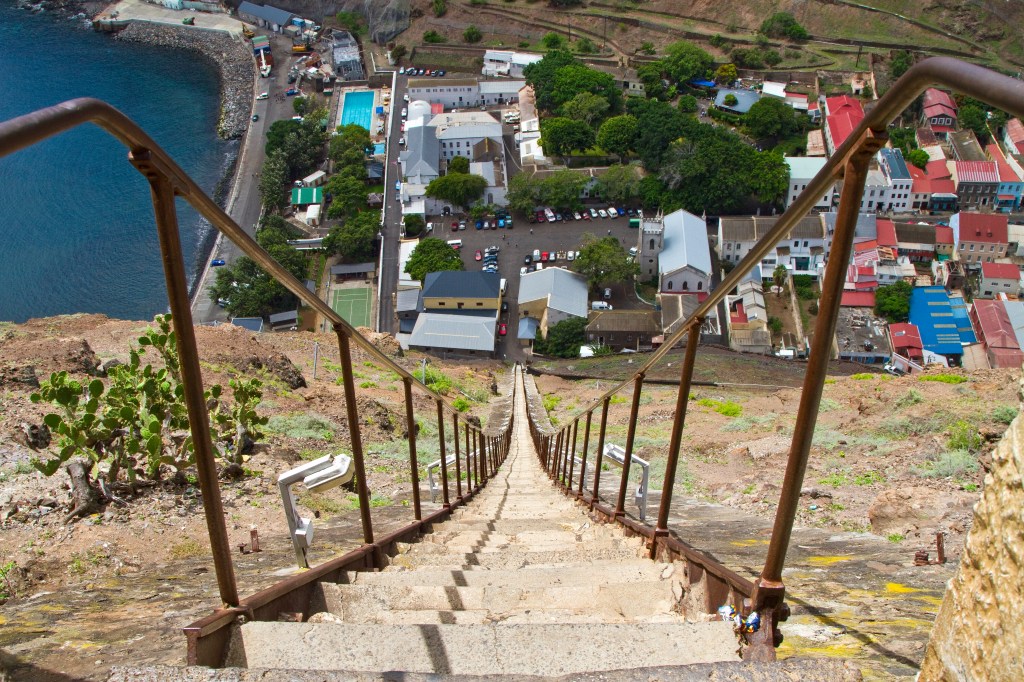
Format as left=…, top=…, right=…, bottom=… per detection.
left=661, top=265, right=710, bottom=294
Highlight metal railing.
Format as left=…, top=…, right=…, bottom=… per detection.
left=0, top=97, right=513, bottom=666
left=523, top=57, right=1024, bottom=659
left=2, top=56, right=1023, bottom=667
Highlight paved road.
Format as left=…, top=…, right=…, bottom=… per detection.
left=192, top=35, right=306, bottom=324
left=376, top=74, right=404, bottom=334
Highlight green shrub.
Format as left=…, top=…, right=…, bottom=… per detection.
left=919, top=374, right=967, bottom=384
left=887, top=533, right=905, bottom=543
left=946, top=420, right=982, bottom=452
left=819, top=398, right=840, bottom=412
left=696, top=398, right=742, bottom=417
left=895, top=389, right=923, bottom=409
left=850, top=373, right=874, bottom=380
left=542, top=394, right=562, bottom=412
left=854, top=470, right=884, bottom=486
left=819, top=472, right=848, bottom=488
left=991, top=404, right=1018, bottom=425
left=452, top=396, right=471, bottom=412
left=265, top=413, right=337, bottom=440
left=915, top=450, right=978, bottom=478
left=423, top=30, right=446, bottom=43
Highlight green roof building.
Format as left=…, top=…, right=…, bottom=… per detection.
left=291, top=186, right=323, bottom=206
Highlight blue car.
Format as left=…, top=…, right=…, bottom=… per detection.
left=475, top=220, right=483, bottom=230
left=497, top=219, right=505, bottom=228
left=211, top=259, right=226, bottom=266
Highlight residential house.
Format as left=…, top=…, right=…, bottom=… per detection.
left=933, top=258, right=966, bottom=291
left=987, top=143, right=1023, bottom=213
left=823, top=212, right=878, bottom=256
left=878, top=148, right=913, bottom=213
left=784, top=156, right=836, bottom=211
left=727, top=267, right=771, bottom=355
left=268, top=310, right=298, bottom=331
left=237, top=1, right=293, bottom=32
left=970, top=299, right=1024, bottom=369
left=823, top=95, right=865, bottom=156
left=893, top=221, right=936, bottom=262
left=950, top=130, right=987, bottom=162
left=399, top=125, right=440, bottom=184
left=479, top=80, right=524, bottom=106
left=407, top=271, right=501, bottom=356
left=876, top=218, right=899, bottom=255
left=840, top=291, right=875, bottom=308
left=979, top=262, right=1021, bottom=298
left=1003, top=118, right=1024, bottom=156
left=395, top=288, right=421, bottom=334
left=951, top=212, right=1009, bottom=266
left=585, top=310, right=660, bottom=351
left=921, top=88, right=957, bottom=139
left=949, top=160, right=999, bottom=210
left=921, top=160, right=959, bottom=212
left=935, top=225, right=955, bottom=260
left=888, top=322, right=924, bottom=365
left=909, top=286, right=977, bottom=364
left=591, top=64, right=646, bottom=98
left=330, top=262, right=375, bottom=282
left=720, top=215, right=825, bottom=276
left=517, top=267, right=589, bottom=341
left=875, top=257, right=916, bottom=285
left=1002, top=300, right=1024, bottom=350
left=859, top=169, right=891, bottom=213
left=916, top=126, right=946, bottom=162
left=715, top=88, right=761, bottom=115
left=431, top=111, right=504, bottom=162
left=481, top=50, right=542, bottom=78
left=421, top=271, right=501, bottom=312
left=643, top=209, right=713, bottom=294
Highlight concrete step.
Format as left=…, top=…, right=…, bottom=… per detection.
left=307, top=608, right=683, bottom=625
left=343, top=561, right=676, bottom=588
left=315, top=580, right=683, bottom=622
left=424, top=528, right=625, bottom=547
left=386, top=546, right=647, bottom=570
left=433, top=518, right=605, bottom=534
left=113, top=659, right=864, bottom=681
left=226, top=621, right=742, bottom=675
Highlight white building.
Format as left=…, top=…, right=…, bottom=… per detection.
left=430, top=111, right=504, bottom=161
left=639, top=209, right=712, bottom=294
left=859, top=169, right=890, bottom=213
left=878, top=148, right=913, bottom=213
left=784, top=156, right=837, bottom=211
left=482, top=50, right=542, bottom=78
left=406, top=79, right=526, bottom=110
left=719, top=215, right=826, bottom=276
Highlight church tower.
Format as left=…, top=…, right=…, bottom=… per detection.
left=638, top=210, right=664, bottom=281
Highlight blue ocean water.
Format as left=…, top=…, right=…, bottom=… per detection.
left=0, top=4, right=234, bottom=322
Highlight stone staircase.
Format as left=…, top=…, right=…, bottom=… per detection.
left=111, top=370, right=863, bottom=680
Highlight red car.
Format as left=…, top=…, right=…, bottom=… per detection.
left=498, top=323, right=507, bottom=336
left=451, top=222, right=458, bottom=231
left=535, top=210, right=546, bottom=223
left=474, top=249, right=482, bottom=261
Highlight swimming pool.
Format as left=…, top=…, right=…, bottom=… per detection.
left=340, top=90, right=374, bottom=132
left=373, top=143, right=385, bottom=155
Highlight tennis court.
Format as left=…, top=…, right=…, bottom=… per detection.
left=340, top=90, right=374, bottom=131
left=332, top=287, right=372, bottom=328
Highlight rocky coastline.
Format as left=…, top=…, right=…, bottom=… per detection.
left=114, top=22, right=255, bottom=140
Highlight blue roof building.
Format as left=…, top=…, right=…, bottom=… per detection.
left=714, top=88, right=761, bottom=115
left=237, top=2, right=295, bottom=32
left=909, top=286, right=977, bottom=358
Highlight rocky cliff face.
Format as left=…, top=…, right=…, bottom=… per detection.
left=919, top=376, right=1024, bottom=681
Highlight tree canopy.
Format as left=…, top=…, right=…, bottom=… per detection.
left=759, top=12, right=809, bottom=40
left=264, top=107, right=329, bottom=179
left=540, top=117, right=595, bottom=157
left=211, top=220, right=308, bottom=318
left=627, top=98, right=688, bottom=169
left=594, top=163, right=642, bottom=203
left=573, top=234, right=639, bottom=288
left=522, top=50, right=582, bottom=112
left=532, top=316, right=587, bottom=358
left=958, top=104, right=989, bottom=143
left=596, top=114, right=639, bottom=159
left=714, top=63, right=738, bottom=85
left=447, top=155, right=470, bottom=174
left=323, top=211, right=380, bottom=263
left=557, top=92, right=611, bottom=126
left=661, top=41, right=713, bottom=84
left=744, top=96, right=801, bottom=141
left=550, top=64, right=622, bottom=113
left=325, top=175, right=368, bottom=219
left=329, top=123, right=372, bottom=163
left=259, top=150, right=289, bottom=211
left=507, top=169, right=589, bottom=212
left=425, top=173, right=488, bottom=208
left=907, top=148, right=930, bottom=169
left=874, top=281, right=913, bottom=322
left=404, top=238, right=464, bottom=281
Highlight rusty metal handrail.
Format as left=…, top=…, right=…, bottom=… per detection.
left=0, top=98, right=514, bottom=620
left=523, top=57, right=1024, bottom=658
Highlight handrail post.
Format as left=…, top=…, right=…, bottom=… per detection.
left=436, top=399, right=450, bottom=508
left=477, top=430, right=487, bottom=484
left=614, top=373, right=645, bottom=518
left=652, top=320, right=702, bottom=558
left=577, top=411, right=593, bottom=499
left=334, top=326, right=375, bottom=548
left=137, top=161, right=238, bottom=607
left=402, top=378, right=421, bottom=520
left=464, top=421, right=474, bottom=492
left=452, top=413, right=463, bottom=501
left=552, top=431, right=562, bottom=479
left=567, top=420, right=579, bottom=491
left=753, top=132, right=886, bottom=649
left=591, top=397, right=610, bottom=510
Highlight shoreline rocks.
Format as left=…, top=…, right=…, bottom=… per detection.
left=113, top=23, right=254, bottom=140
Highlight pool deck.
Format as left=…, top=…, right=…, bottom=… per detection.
left=336, top=87, right=390, bottom=155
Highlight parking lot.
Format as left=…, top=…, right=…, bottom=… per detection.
left=444, top=209, right=652, bottom=359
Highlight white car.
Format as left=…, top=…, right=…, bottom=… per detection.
left=399, top=137, right=406, bottom=145
left=399, top=66, right=406, bottom=74
left=598, top=208, right=608, bottom=218
left=521, top=266, right=528, bottom=275
left=567, top=251, right=575, bottom=261
left=401, top=108, right=408, bottom=118
left=403, top=94, right=409, bottom=102
left=256, top=92, right=269, bottom=100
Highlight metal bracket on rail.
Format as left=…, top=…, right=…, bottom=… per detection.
left=601, top=443, right=650, bottom=521
left=278, top=454, right=354, bottom=568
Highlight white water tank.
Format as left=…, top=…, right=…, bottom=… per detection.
left=408, top=100, right=432, bottom=124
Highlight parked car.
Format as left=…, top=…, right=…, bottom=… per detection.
left=211, top=259, right=226, bottom=266
left=425, top=69, right=432, bottom=76
left=603, top=287, right=613, bottom=300
left=251, top=114, right=259, bottom=122
left=459, top=221, right=467, bottom=230
left=629, top=246, right=638, bottom=258
left=450, top=222, right=458, bottom=232
left=567, top=251, right=575, bottom=262
left=256, top=92, right=269, bottom=100
left=598, top=208, right=608, bottom=218
left=437, top=70, right=446, bottom=76
left=533, top=249, right=542, bottom=262
left=523, top=255, right=532, bottom=265
left=501, top=301, right=509, bottom=313
left=476, top=220, right=483, bottom=230
left=521, top=266, right=529, bottom=275
left=399, top=137, right=406, bottom=145
left=589, top=208, right=598, bottom=218
left=535, top=210, right=546, bottom=223
left=572, top=211, right=582, bottom=220
left=582, top=211, right=591, bottom=221
left=626, top=208, right=636, bottom=217
left=399, top=66, right=405, bottom=74
left=474, top=249, right=483, bottom=261
left=541, top=251, right=549, bottom=261
left=285, top=88, right=299, bottom=96
left=548, top=252, right=557, bottom=262
left=498, top=323, right=507, bottom=336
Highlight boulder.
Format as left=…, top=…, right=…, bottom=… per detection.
left=868, top=486, right=975, bottom=537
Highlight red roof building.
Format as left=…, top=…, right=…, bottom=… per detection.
left=935, top=225, right=954, bottom=259
left=970, top=299, right=1024, bottom=369
left=1004, top=118, right=1024, bottom=156
left=876, top=219, right=898, bottom=249
left=888, top=322, right=924, bottom=363
left=824, top=96, right=865, bottom=156
left=922, top=89, right=957, bottom=136
left=979, top=262, right=1021, bottom=298
left=957, top=212, right=1009, bottom=244
left=841, top=291, right=876, bottom=308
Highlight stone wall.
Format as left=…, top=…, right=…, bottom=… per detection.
left=918, top=380, right=1024, bottom=680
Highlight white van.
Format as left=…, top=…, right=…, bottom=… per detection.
left=446, top=239, right=462, bottom=250
left=591, top=301, right=613, bottom=311
left=532, top=249, right=542, bottom=262
left=500, top=278, right=507, bottom=295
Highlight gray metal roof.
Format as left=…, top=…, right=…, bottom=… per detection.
left=518, top=317, right=539, bottom=340
left=230, top=317, right=264, bottom=332
left=479, top=80, right=525, bottom=94
left=659, top=209, right=712, bottom=276
left=714, top=88, right=761, bottom=114
left=408, top=312, right=497, bottom=352
left=237, top=2, right=294, bottom=26
left=396, top=288, right=421, bottom=313
left=517, top=267, right=588, bottom=318
left=330, top=262, right=376, bottom=276
left=400, top=126, right=440, bottom=178
left=879, top=148, right=911, bottom=180
left=823, top=212, right=877, bottom=241
left=268, top=310, right=298, bottom=324
left=422, top=271, right=500, bottom=299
